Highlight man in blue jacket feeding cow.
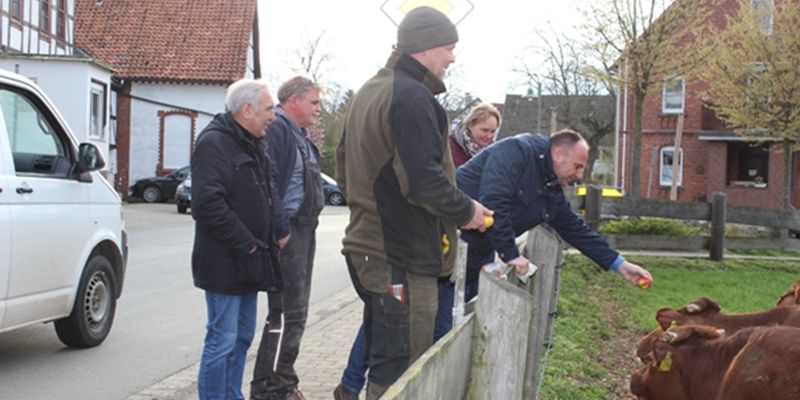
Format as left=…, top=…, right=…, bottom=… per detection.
left=455, top=129, right=652, bottom=306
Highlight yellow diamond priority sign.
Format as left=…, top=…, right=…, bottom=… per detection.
left=381, top=0, right=474, bottom=26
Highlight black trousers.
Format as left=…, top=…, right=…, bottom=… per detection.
left=250, top=218, right=317, bottom=399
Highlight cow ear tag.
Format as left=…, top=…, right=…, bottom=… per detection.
left=657, top=352, right=673, bottom=372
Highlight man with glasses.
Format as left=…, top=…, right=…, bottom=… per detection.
left=250, top=76, right=324, bottom=400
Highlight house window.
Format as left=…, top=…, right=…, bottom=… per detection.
left=659, top=146, right=683, bottom=186
left=40, top=0, right=52, bottom=36
left=11, top=0, right=23, bottom=23
left=56, top=0, right=67, bottom=44
left=752, top=0, right=773, bottom=35
left=158, top=111, right=197, bottom=174
left=662, top=76, right=685, bottom=114
left=727, top=142, right=769, bottom=185
left=89, top=83, right=105, bottom=139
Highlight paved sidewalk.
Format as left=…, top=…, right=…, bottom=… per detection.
left=127, top=287, right=363, bottom=400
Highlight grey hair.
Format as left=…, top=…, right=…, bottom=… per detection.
left=277, top=76, right=320, bottom=104
left=225, top=79, right=270, bottom=114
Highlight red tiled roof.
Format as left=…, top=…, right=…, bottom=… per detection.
left=74, top=0, right=256, bottom=84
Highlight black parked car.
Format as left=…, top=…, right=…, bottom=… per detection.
left=129, top=165, right=190, bottom=203
left=321, top=173, right=345, bottom=206
left=175, top=176, right=192, bottom=214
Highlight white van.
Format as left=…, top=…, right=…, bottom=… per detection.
left=0, top=69, right=127, bottom=348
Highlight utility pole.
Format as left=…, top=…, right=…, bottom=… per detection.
left=536, top=82, right=542, bottom=134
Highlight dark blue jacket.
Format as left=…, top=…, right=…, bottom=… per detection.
left=191, top=112, right=290, bottom=294
left=266, top=106, right=320, bottom=207
left=457, top=133, right=621, bottom=273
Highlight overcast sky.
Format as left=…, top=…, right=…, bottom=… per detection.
left=257, top=0, right=589, bottom=104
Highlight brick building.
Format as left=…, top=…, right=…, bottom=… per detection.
left=614, top=0, right=800, bottom=209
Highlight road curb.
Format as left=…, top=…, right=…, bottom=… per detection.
left=126, top=287, right=360, bottom=400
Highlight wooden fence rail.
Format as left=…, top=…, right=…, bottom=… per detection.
left=577, top=187, right=800, bottom=260
left=382, top=225, right=564, bottom=399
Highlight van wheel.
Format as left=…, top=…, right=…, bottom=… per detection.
left=54, top=254, right=117, bottom=348
left=142, top=185, right=162, bottom=203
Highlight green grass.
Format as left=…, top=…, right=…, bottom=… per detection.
left=537, top=254, right=800, bottom=399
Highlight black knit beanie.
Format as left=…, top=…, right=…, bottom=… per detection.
left=396, top=6, right=458, bottom=55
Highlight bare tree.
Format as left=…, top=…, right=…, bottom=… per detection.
left=287, top=30, right=350, bottom=175
left=514, top=28, right=615, bottom=183
left=582, top=0, right=710, bottom=196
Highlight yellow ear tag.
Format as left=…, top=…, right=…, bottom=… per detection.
left=442, top=234, right=450, bottom=254
left=669, top=321, right=678, bottom=329
left=657, top=352, right=673, bottom=372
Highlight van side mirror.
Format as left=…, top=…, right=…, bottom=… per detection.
left=78, top=143, right=106, bottom=172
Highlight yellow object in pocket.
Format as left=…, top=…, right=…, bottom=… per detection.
left=442, top=234, right=450, bottom=254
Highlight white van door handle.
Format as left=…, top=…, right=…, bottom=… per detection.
left=16, top=186, right=33, bottom=194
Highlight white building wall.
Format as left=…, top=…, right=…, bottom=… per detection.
left=0, top=59, right=113, bottom=162
left=128, top=83, right=225, bottom=183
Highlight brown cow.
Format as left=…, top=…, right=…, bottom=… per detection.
left=636, top=296, right=800, bottom=364
left=776, top=279, right=800, bottom=307
left=717, top=326, right=800, bottom=400
left=631, top=325, right=750, bottom=400
left=655, top=296, right=800, bottom=331
left=631, top=325, right=800, bottom=400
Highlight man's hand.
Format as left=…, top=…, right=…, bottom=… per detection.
left=616, top=261, right=653, bottom=286
left=278, top=234, right=291, bottom=249
left=460, top=200, right=494, bottom=233
left=507, top=256, right=531, bottom=276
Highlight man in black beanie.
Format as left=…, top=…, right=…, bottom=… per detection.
left=334, top=6, right=492, bottom=400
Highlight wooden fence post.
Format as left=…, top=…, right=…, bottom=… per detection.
left=585, top=185, right=601, bottom=231
left=710, top=192, right=727, bottom=261
left=522, top=225, right=564, bottom=399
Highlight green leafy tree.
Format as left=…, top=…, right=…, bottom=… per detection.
left=701, top=0, right=800, bottom=209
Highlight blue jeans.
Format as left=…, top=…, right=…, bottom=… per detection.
left=339, top=248, right=493, bottom=394
left=198, top=291, right=258, bottom=400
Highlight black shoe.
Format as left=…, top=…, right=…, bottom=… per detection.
left=333, top=383, right=358, bottom=400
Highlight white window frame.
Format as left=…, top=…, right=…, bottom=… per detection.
left=659, top=146, right=683, bottom=186
left=662, top=76, right=685, bottom=114
left=751, top=0, right=773, bottom=35
left=89, top=85, right=105, bottom=140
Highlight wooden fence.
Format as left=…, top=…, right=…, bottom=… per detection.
left=382, top=225, right=564, bottom=399
left=577, top=187, right=800, bottom=260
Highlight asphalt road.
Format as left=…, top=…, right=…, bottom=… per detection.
left=0, top=203, right=351, bottom=400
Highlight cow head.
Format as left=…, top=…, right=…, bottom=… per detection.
left=630, top=325, right=725, bottom=399
left=656, top=297, right=722, bottom=330
left=776, top=279, right=800, bottom=307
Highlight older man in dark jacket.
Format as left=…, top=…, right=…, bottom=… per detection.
left=191, top=78, right=290, bottom=400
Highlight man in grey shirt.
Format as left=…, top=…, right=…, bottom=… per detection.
left=250, top=76, right=324, bottom=400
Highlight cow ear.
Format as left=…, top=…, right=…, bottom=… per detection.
left=684, top=297, right=720, bottom=314
left=656, top=308, right=678, bottom=330
left=652, top=344, right=674, bottom=372
left=666, top=325, right=722, bottom=344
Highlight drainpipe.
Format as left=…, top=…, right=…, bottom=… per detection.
left=621, top=59, right=629, bottom=194
left=613, top=82, right=621, bottom=188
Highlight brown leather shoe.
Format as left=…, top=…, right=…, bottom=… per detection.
left=286, top=388, right=307, bottom=400
left=333, top=383, right=358, bottom=400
